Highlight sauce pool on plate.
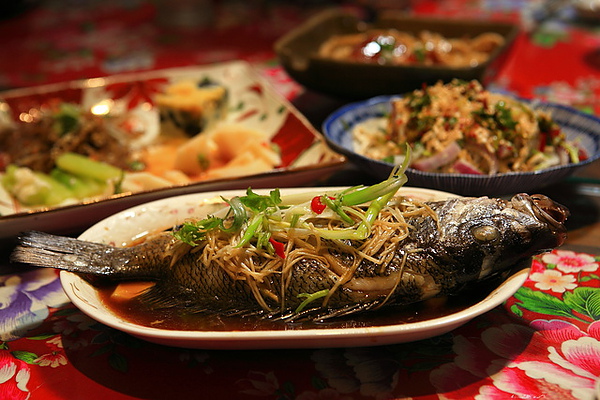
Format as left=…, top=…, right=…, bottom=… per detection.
left=95, top=274, right=510, bottom=332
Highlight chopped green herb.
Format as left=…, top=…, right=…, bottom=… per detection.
left=295, top=289, right=330, bottom=314
left=197, top=154, right=210, bottom=171
left=239, top=187, right=281, bottom=212
left=51, top=103, right=81, bottom=136
left=173, top=217, right=223, bottom=246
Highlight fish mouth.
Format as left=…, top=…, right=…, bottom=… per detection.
left=511, top=193, right=570, bottom=246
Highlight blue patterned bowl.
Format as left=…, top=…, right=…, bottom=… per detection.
left=322, top=95, right=600, bottom=196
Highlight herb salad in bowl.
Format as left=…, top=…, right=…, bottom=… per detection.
left=323, top=80, right=600, bottom=196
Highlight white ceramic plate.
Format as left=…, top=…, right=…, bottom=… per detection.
left=0, top=60, right=345, bottom=241
left=60, top=186, right=528, bottom=349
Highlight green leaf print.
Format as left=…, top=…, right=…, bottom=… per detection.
left=581, top=274, right=600, bottom=282
left=513, top=287, right=575, bottom=319
left=311, top=376, right=327, bottom=391
left=53, top=307, right=81, bottom=317
left=510, top=304, right=524, bottom=317
left=564, top=287, right=600, bottom=320
left=12, top=350, right=39, bottom=364
left=27, top=334, right=59, bottom=340
left=90, top=344, right=113, bottom=357
left=108, top=352, right=128, bottom=373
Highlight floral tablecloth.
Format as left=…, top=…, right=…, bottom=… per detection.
left=1, top=0, right=600, bottom=115
left=1, top=249, right=599, bottom=400
left=1, top=1, right=600, bottom=399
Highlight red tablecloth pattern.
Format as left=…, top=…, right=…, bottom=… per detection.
left=1, top=1, right=599, bottom=114
left=2, top=1, right=600, bottom=399
left=1, top=249, right=599, bottom=400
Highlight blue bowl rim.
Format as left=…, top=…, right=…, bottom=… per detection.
left=322, top=93, right=600, bottom=180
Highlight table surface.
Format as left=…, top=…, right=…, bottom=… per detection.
left=1, top=1, right=600, bottom=399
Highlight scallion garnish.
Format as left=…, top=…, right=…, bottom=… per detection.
left=172, top=147, right=410, bottom=252
left=295, top=289, right=330, bottom=314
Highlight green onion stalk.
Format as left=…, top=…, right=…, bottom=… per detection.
left=173, top=147, right=411, bottom=249
left=312, top=153, right=410, bottom=240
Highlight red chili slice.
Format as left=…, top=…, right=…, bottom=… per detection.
left=269, top=237, right=286, bottom=259
left=538, top=132, right=548, bottom=152
left=310, top=196, right=328, bottom=214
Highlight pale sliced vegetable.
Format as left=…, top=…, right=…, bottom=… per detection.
left=56, top=152, right=123, bottom=182
left=2, top=165, right=73, bottom=206
left=51, top=169, right=108, bottom=199
left=111, top=282, right=155, bottom=302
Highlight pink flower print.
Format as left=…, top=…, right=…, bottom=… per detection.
left=431, top=323, right=593, bottom=399
left=0, top=351, right=30, bottom=400
left=487, top=364, right=573, bottom=399
left=479, top=324, right=536, bottom=360
left=541, top=250, right=599, bottom=273
left=529, top=269, right=577, bottom=293
left=450, top=334, right=505, bottom=378
left=430, top=362, right=494, bottom=399
left=34, top=352, right=67, bottom=368
left=588, top=320, right=600, bottom=339
left=311, top=347, right=403, bottom=398
left=52, top=311, right=96, bottom=336
left=61, top=337, right=87, bottom=351
left=530, top=319, right=587, bottom=343
left=515, top=336, right=600, bottom=399
left=45, top=336, right=63, bottom=352
left=237, top=371, right=279, bottom=397
left=549, top=337, right=600, bottom=382
left=65, top=312, right=97, bottom=331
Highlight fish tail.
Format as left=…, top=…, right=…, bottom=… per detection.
left=11, top=231, right=163, bottom=280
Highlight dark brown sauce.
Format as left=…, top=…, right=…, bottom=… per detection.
left=96, top=273, right=511, bottom=332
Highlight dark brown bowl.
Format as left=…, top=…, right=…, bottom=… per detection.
left=275, top=9, right=519, bottom=99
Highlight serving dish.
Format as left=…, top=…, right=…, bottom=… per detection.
left=322, top=95, right=600, bottom=196
left=61, top=186, right=527, bottom=350
left=0, top=61, right=345, bottom=241
left=575, top=0, right=600, bottom=22
left=274, top=9, right=519, bottom=99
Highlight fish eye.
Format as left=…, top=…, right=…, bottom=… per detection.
left=471, top=225, right=500, bottom=242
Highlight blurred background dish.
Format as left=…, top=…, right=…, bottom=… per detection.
left=574, top=0, right=600, bottom=22
left=274, top=9, right=519, bottom=99
left=322, top=94, right=600, bottom=196
left=0, top=61, right=345, bottom=241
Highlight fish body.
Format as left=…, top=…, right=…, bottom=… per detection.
left=11, top=193, right=568, bottom=321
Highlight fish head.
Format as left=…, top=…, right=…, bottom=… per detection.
left=431, top=194, right=569, bottom=283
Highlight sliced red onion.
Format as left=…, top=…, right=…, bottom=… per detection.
left=411, top=141, right=461, bottom=172
left=453, top=159, right=484, bottom=175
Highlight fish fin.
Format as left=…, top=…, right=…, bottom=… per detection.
left=271, top=301, right=383, bottom=322
left=12, top=231, right=118, bottom=272
left=134, top=283, right=197, bottom=310
left=135, top=283, right=265, bottom=317
left=10, top=231, right=160, bottom=280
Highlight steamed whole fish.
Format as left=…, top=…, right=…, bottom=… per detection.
left=11, top=190, right=568, bottom=322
